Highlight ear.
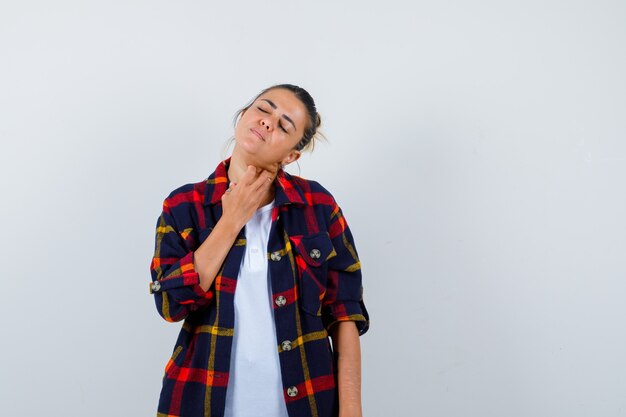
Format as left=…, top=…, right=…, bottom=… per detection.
left=282, top=150, right=301, bottom=167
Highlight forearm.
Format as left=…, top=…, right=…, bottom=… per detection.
left=193, top=215, right=242, bottom=292
left=330, top=321, right=363, bottom=417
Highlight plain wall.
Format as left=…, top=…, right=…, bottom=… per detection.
left=1, top=1, right=625, bottom=416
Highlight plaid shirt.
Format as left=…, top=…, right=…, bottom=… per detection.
left=149, top=156, right=370, bottom=417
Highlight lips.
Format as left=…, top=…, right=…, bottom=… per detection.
left=251, top=128, right=265, bottom=141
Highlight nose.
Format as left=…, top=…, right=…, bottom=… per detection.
left=260, top=119, right=271, bottom=130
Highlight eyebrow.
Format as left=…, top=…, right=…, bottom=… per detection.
left=260, top=98, right=297, bottom=131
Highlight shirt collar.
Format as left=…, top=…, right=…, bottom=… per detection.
left=204, top=156, right=308, bottom=207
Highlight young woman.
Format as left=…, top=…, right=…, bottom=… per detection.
left=149, top=84, right=370, bottom=417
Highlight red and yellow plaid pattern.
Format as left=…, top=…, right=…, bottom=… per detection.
left=149, top=156, right=369, bottom=417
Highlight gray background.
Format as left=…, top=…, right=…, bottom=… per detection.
left=1, top=1, right=625, bottom=416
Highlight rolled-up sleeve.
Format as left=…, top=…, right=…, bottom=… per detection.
left=149, top=198, right=214, bottom=322
left=321, top=200, right=370, bottom=336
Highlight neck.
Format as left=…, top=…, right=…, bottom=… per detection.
left=227, top=149, right=277, bottom=207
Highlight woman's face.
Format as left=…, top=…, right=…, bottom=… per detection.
left=234, top=88, right=308, bottom=171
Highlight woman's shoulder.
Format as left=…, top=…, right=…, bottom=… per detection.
left=284, top=172, right=339, bottom=206
left=162, top=158, right=230, bottom=204
left=169, top=177, right=205, bottom=194
left=158, top=178, right=209, bottom=219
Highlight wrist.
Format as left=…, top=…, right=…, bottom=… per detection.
left=217, top=215, right=243, bottom=236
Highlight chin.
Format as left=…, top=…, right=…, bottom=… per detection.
left=238, top=137, right=263, bottom=153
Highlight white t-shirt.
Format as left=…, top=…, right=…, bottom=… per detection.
left=224, top=198, right=289, bottom=417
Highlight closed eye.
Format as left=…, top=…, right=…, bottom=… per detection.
left=256, top=106, right=288, bottom=133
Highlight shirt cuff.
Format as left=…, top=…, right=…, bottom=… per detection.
left=322, top=299, right=370, bottom=336
left=149, top=251, right=213, bottom=301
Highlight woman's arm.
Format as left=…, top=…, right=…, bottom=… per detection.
left=150, top=166, right=276, bottom=322
left=330, top=321, right=363, bottom=417
left=197, top=165, right=276, bottom=290
left=193, top=215, right=241, bottom=292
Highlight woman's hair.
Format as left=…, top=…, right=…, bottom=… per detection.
left=221, top=83, right=327, bottom=162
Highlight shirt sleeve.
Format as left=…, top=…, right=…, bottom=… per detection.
left=148, top=198, right=214, bottom=322
left=321, top=200, right=370, bottom=336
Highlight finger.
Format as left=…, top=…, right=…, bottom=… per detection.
left=243, top=165, right=257, bottom=184
left=263, top=170, right=275, bottom=185
left=264, top=163, right=280, bottom=177
left=251, top=174, right=266, bottom=190
left=252, top=169, right=271, bottom=189
left=264, top=169, right=277, bottom=183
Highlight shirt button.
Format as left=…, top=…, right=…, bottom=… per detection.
left=151, top=281, right=161, bottom=292
left=270, top=251, right=282, bottom=261
left=309, top=248, right=321, bottom=259
left=281, top=340, right=292, bottom=351
left=274, top=295, right=286, bottom=307
left=287, top=386, right=298, bottom=397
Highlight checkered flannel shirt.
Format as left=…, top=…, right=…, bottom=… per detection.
left=149, top=156, right=369, bottom=417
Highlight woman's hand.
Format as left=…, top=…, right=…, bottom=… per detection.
left=220, top=164, right=276, bottom=230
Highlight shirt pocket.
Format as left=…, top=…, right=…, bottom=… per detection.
left=288, top=231, right=337, bottom=316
